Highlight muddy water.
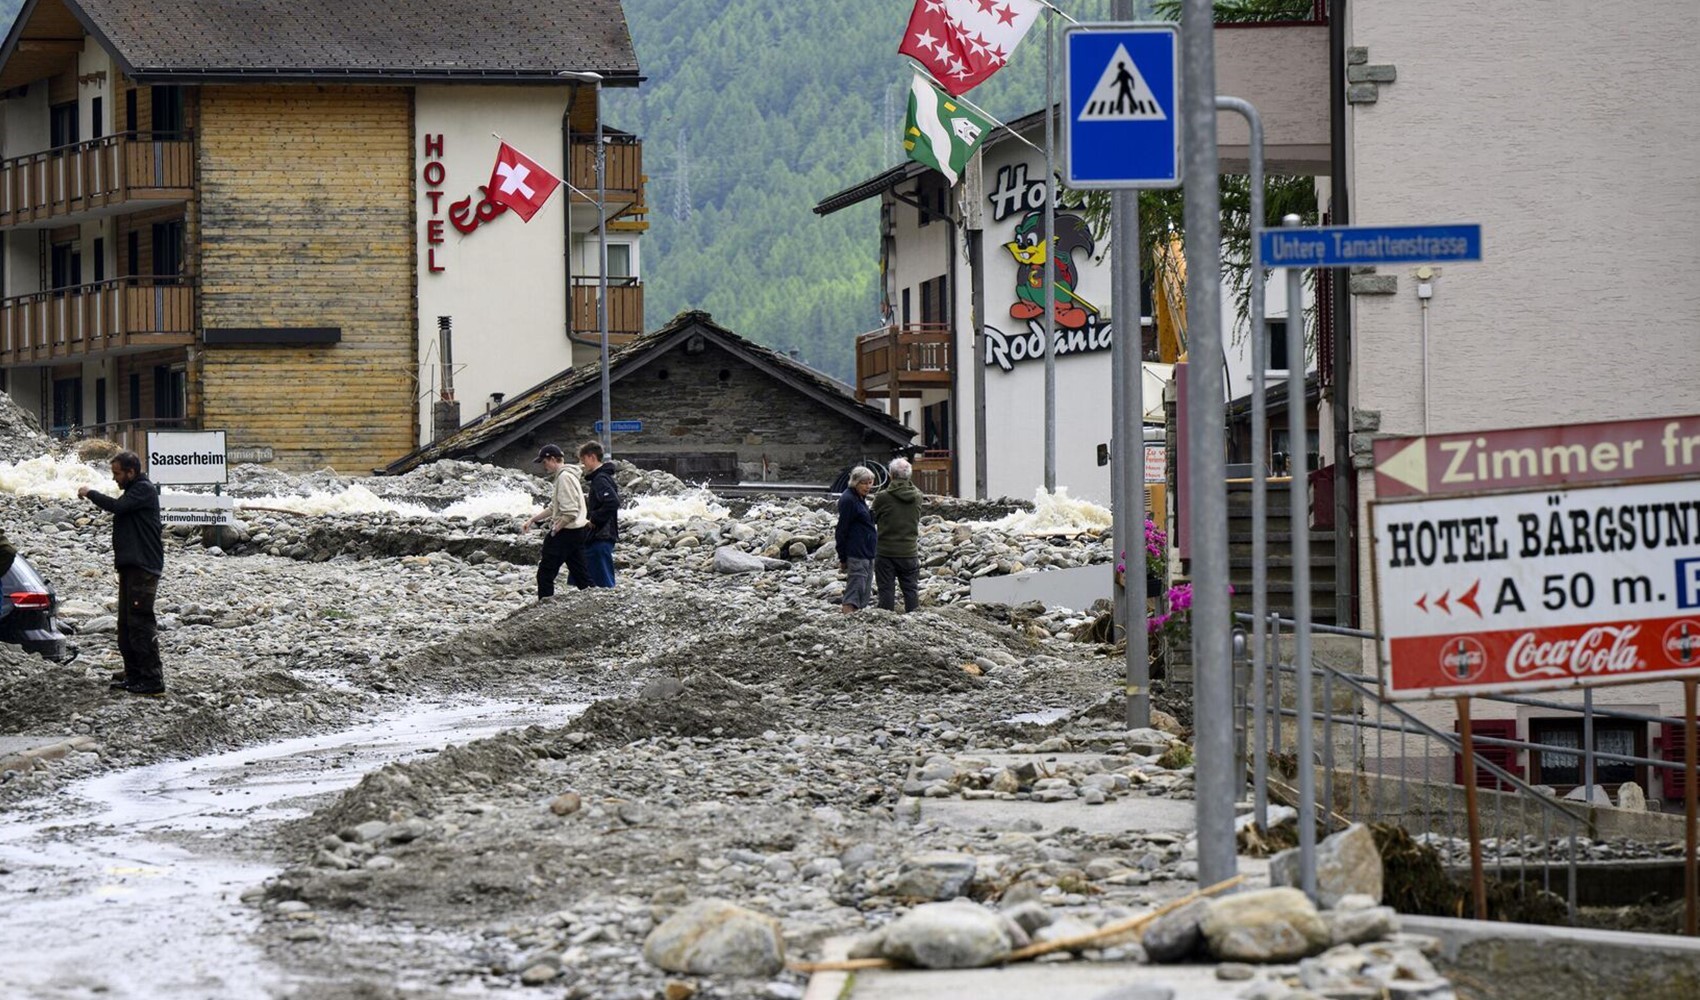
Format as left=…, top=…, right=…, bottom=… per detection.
left=0, top=699, right=586, bottom=1000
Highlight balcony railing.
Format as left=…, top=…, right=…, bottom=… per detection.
left=913, top=449, right=953, bottom=496
left=67, top=418, right=194, bottom=453
left=568, top=134, right=643, bottom=216
left=0, top=277, right=196, bottom=366
left=0, top=132, right=195, bottom=229
left=855, top=323, right=953, bottom=397
left=570, top=276, right=644, bottom=343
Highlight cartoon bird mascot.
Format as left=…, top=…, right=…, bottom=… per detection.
left=1005, top=210, right=1100, bottom=330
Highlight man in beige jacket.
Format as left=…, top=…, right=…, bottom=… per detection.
left=526, top=444, right=590, bottom=597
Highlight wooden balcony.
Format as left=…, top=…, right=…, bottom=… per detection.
left=570, top=276, right=644, bottom=344
left=0, top=277, right=196, bottom=366
left=855, top=323, right=953, bottom=405
left=913, top=449, right=954, bottom=496
left=567, top=134, right=643, bottom=221
left=0, top=132, right=195, bottom=229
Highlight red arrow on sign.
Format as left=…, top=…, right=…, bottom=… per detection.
left=1458, top=580, right=1482, bottom=617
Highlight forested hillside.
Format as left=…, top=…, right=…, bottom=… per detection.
left=605, top=0, right=1120, bottom=379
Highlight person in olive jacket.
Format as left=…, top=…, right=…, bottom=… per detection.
left=871, top=457, right=924, bottom=613
left=78, top=450, right=166, bottom=696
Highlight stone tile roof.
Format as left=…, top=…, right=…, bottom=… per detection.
left=382, top=311, right=914, bottom=475
left=27, top=0, right=639, bottom=83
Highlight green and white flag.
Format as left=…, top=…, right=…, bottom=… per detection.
left=903, top=74, right=992, bottom=187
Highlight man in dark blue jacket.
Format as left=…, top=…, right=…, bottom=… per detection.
left=78, top=450, right=166, bottom=696
left=579, top=441, right=620, bottom=588
left=835, top=466, right=878, bottom=613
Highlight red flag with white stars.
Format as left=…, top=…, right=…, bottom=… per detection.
left=897, top=0, right=1043, bottom=96
left=485, top=142, right=561, bottom=223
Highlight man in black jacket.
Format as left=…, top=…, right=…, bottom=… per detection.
left=78, top=450, right=166, bottom=696
left=579, top=441, right=619, bottom=588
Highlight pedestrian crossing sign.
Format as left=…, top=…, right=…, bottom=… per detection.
left=1063, top=24, right=1181, bottom=189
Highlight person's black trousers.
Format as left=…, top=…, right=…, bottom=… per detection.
left=538, top=527, right=589, bottom=597
left=117, top=567, right=164, bottom=689
left=875, top=555, right=920, bottom=613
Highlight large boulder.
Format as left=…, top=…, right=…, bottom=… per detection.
left=1269, top=822, right=1384, bottom=908
left=889, top=851, right=977, bottom=901
left=712, top=546, right=770, bottom=574
left=881, top=900, right=1014, bottom=969
left=1139, top=897, right=1209, bottom=963
left=642, top=899, right=785, bottom=977
left=1199, top=888, right=1330, bottom=963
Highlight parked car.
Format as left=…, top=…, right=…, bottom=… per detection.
left=1, top=553, right=74, bottom=662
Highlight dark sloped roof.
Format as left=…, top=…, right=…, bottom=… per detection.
left=814, top=107, right=1048, bottom=217
left=1, top=0, right=639, bottom=85
left=381, top=311, right=914, bottom=475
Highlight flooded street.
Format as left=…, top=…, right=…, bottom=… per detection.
left=0, top=700, right=586, bottom=1000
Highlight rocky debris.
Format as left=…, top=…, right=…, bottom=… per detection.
left=642, top=899, right=786, bottom=977
left=0, top=391, right=51, bottom=463
left=1199, top=888, right=1331, bottom=963
left=1323, top=894, right=1400, bottom=946
left=896, top=741, right=1195, bottom=807
left=1270, top=823, right=1384, bottom=908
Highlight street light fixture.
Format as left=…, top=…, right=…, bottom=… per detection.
left=558, top=70, right=612, bottom=456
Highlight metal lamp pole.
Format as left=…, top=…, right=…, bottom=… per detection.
left=560, top=70, right=612, bottom=456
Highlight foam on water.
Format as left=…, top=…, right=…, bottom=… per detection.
left=625, top=488, right=729, bottom=529
left=438, top=488, right=535, bottom=521
left=241, top=483, right=434, bottom=517
left=982, top=488, right=1112, bottom=535
left=0, top=453, right=109, bottom=498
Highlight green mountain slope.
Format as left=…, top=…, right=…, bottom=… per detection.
left=605, top=0, right=1119, bottom=380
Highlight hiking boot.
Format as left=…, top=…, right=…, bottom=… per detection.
left=109, top=676, right=131, bottom=690
left=123, top=682, right=167, bottom=697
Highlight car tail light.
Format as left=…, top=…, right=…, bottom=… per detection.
left=6, top=591, right=50, bottom=610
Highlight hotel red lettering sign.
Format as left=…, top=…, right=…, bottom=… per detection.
left=420, top=134, right=510, bottom=274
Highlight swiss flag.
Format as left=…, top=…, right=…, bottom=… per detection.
left=485, top=142, right=561, bottom=223
left=898, top=0, right=1042, bottom=96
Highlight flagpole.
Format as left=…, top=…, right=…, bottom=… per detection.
left=1042, top=8, right=1057, bottom=493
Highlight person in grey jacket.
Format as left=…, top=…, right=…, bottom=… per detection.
left=871, top=457, right=924, bottom=613
left=78, top=451, right=166, bottom=696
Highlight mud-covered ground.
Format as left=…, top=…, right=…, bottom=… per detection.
left=2, top=433, right=1192, bottom=999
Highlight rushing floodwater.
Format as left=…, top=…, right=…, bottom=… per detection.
left=0, top=700, right=586, bottom=1000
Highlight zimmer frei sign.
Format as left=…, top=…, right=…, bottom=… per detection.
left=1372, top=416, right=1700, bottom=699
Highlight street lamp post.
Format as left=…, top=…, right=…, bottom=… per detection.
left=559, top=70, right=612, bottom=456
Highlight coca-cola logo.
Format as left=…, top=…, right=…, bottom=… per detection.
left=1663, top=621, right=1700, bottom=665
left=1506, top=625, right=1643, bottom=680
left=1439, top=637, right=1487, bottom=682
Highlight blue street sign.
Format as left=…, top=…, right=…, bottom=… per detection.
left=1258, top=224, right=1484, bottom=268
left=1062, top=24, right=1181, bottom=189
left=593, top=419, right=643, bottom=434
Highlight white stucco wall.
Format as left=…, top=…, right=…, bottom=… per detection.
left=415, top=86, right=575, bottom=439
left=1350, top=2, right=1700, bottom=730
left=1349, top=1, right=1700, bottom=439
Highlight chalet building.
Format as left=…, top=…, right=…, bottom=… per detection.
left=0, top=0, right=648, bottom=472
left=814, top=107, right=1306, bottom=505
left=387, top=311, right=915, bottom=487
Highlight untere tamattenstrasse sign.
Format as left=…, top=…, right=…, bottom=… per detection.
left=1372, top=477, right=1700, bottom=699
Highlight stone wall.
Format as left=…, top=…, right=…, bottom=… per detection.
left=490, top=339, right=902, bottom=485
